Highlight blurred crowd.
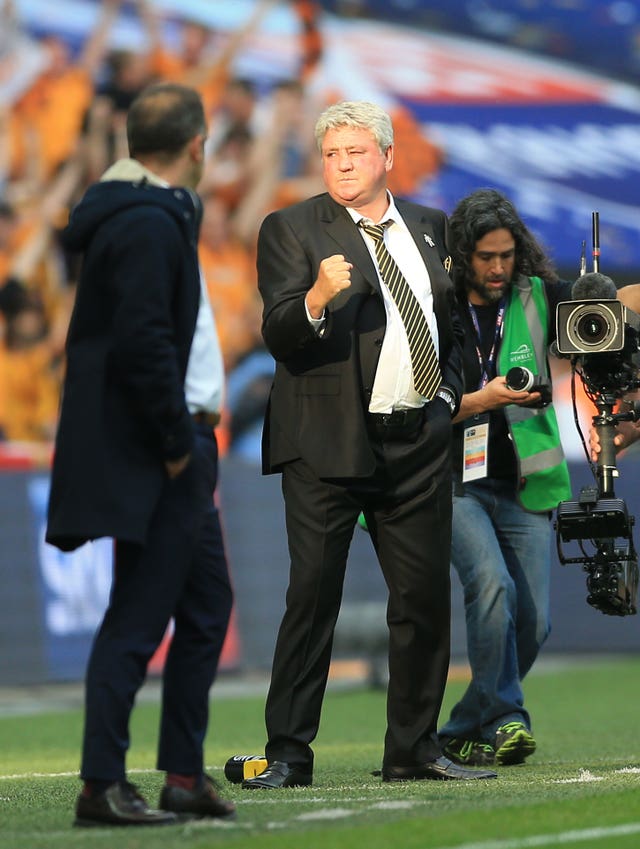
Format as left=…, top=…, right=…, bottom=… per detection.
left=0, top=0, right=444, bottom=458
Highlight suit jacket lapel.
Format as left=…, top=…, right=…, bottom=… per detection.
left=403, top=210, right=440, bottom=279
left=399, top=204, right=450, bottom=318
left=320, top=196, right=449, bottom=305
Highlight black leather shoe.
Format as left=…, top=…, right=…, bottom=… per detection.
left=241, top=760, right=312, bottom=789
left=74, top=781, right=178, bottom=827
left=382, top=756, right=497, bottom=782
left=159, top=774, right=236, bottom=820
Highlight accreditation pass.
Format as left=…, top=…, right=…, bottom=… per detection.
left=462, top=415, right=489, bottom=482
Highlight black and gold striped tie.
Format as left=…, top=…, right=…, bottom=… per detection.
left=360, top=220, right=441, bottom=399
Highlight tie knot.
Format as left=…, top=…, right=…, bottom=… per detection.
left=359, top=220, right=387, bottom=243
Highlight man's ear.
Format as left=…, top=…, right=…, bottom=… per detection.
left=385, top=143, right=394, bottom=172
left=188, top=133, right=206, bottom=163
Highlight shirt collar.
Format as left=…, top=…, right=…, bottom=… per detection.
left=347, top=190, right=399, bottom=228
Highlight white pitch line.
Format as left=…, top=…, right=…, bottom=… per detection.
left=0, top=766, right=234, bottom=782
left=0, top=768, right=158, bottom=781
left=296, top=808, right=354, bottom=821
left=552, top=768, right=603, bottom=784
left=433, top=822, right=640, bottom=849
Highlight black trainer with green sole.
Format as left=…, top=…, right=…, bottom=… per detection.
left=494, top=722, right=536, bottom=765
left=443, top=738, right=496, bottom=767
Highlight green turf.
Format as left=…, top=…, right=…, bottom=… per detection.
left=2, top=656, right=640, bottom=848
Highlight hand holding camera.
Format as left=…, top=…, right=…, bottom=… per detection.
left=504, top=367, right=552, bottom=408
left=471, top=373, right=546, bottom=412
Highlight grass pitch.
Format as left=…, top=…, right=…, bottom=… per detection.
left=2, top=656, right=640, bottom=849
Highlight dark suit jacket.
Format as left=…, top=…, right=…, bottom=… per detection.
left=258, top=192, right=464, bottom=479
left=46, top=180, right=201, bottom=551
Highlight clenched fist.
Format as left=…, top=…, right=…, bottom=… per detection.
left=305, top=254, right=353, bottom=318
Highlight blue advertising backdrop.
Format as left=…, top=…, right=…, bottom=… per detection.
left=2, top=452, right=640, bottom=686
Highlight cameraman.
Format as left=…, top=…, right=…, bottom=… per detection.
left=589, top=284, right=640, bottom=459
left=438, top=189, right=572, bottom=768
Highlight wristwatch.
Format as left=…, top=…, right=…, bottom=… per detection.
left=436, top=387, right=456, bottom=415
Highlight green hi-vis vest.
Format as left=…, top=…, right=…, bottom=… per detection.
left=499, top=275, right=571, bottom=512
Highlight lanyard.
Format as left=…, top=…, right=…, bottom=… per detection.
left=467, top=298, right=506, bottom=389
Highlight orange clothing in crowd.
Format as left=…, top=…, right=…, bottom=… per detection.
left=0, top=217, right=67, bottom=328
left=0, top=243, right=13, bottom=286
left=149, top=46, right=189, bottom=84
left=11, top=67, right=93, bottom=180
left=387, top=105, right=444, bottom=197
left=0, top=214, right=32, bottom=283
left=150, top=47, right=228, bottom=117
left=0, top=343, right=59, bottom=441
left=198, top=240, right=259, bottom=370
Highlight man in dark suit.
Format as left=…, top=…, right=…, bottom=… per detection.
left=242, top=101, right=497, bottom=789
left=46, top=83, right=235, bottom=826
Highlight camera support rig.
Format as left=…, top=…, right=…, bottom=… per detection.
left=555, top=387, right=640, bottom=616
left=554, top=210, right=639, bottom=615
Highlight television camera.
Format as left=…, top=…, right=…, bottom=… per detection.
left=553, top=213, right=640, bottom=616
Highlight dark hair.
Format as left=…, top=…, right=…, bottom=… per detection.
left=449, top=188, right=558, bottom=294
left=227, top=77, right=256, bottom=96
left=127, top=83, right=206, bottom=160
left=0, top=200, right=14, bottom=220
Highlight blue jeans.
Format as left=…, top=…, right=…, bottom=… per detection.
left=439, top=477, right=551, bottom=743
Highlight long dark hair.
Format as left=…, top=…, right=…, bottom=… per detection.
left=449, top=188, right=558, bottom=295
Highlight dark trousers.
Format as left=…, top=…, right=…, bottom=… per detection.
left=81, top=425, right=233, bottom=782
left=264, top=401, right=453, bottom=770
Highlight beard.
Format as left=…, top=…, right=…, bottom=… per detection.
left=468, top=276, right=509, bottom=304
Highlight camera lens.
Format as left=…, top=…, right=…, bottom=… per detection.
left=576, top=313, right=608, bottom=344
left=505, top=366, right=534, bottom=391
left=565, top=302, right=619, bottom=352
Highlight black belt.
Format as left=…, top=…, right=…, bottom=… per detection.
left=367, top=407, right=425, bottom=428
left=191, top=411, right=221, bottom=428
left=366, top=406, right=426, bottom=441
